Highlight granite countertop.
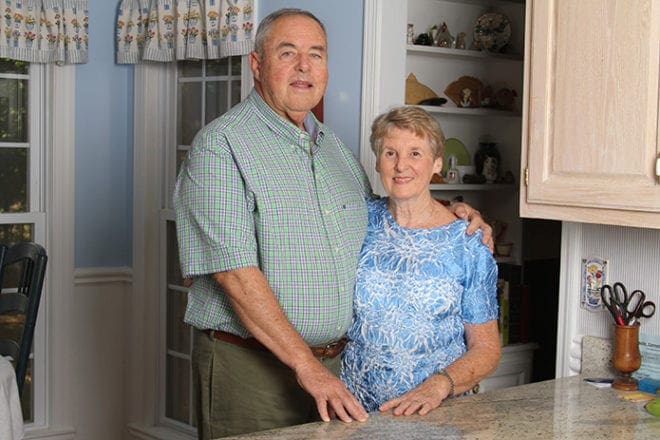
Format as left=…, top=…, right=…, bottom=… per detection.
left=223, top=376, right=660, bottom=439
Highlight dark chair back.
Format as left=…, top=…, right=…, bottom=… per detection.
left=0, top=242, right=48, bottom=396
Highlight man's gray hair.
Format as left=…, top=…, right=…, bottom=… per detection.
left=254, top=8, right=326, bottom=57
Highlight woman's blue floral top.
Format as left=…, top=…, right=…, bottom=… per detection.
left=341, top=198, right=498, bottom=411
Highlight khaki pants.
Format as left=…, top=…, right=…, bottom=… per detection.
left=192, top=328, right=341, bottom=439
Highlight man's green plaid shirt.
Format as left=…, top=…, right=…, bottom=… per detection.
left=174, top=90, right=371, bottom=345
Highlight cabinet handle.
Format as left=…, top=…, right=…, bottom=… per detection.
left=656, top=156, right=660, bottom=178
left=524, top=168, right=529, bottom=186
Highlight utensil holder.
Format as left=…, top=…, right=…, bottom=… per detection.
left=612, top=323, right=642, bottom=391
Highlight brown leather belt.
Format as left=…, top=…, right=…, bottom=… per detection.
left=206, top=330, right=348, bottom=359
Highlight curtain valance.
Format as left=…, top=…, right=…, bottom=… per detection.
left=0, top=0, right=88, bottom=64
left=116, top=0, right=254, bottom=64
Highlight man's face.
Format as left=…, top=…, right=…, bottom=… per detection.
left=249, top=15, right=328, bottom=127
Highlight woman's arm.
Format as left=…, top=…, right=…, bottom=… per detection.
left=379, top=320, right=501, bottom=416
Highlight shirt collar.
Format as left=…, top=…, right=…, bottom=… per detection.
left=248, top=89, right=326, bottom=152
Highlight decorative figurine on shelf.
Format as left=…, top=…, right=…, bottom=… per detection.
left=434, top=22, right=454, bottom=47
left=475, top=139, right=501, bottom=184
left=460, top=88, right=473, bottom=108
left=455, top=32, right=467, bottom=49
left=494, top=88, right=517, bottom=111
left=445, top=155, right=460, bottom=184
left=407, top=23, right=415, bottom=45
left=413, top=32, right=433, bottom=46
left=429, top=24, right=439, bottom=42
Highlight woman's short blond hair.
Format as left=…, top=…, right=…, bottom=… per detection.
left=369, top=106, right=445, bottom=158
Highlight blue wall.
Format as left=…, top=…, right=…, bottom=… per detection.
left=75, top=0, right=133, bottom=267
left=73, top=0, right=364, bottom=268
left=258, top=1, right=364, bottom=154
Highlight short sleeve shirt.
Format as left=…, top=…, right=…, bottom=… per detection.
left=173, top=90, right=371, bottom=345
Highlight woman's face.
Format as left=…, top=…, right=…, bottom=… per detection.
left=376, top=127, right=442, bottom=202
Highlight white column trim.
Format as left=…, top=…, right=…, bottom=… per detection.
left=44, top=64, right=77, bottom=435
left=360, top=0, right=382, bottom=195
left=555, top=221, right=582, bottom=377
left=360, top=0, right=407, bottom=196
left=129, top=62, right=174, bottom=428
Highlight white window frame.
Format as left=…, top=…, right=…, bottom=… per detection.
left=0, top=62, right=77, bottom=436
left=127, top=58, right=252, bottom=439
left=0, top=62, right=47, bottom=426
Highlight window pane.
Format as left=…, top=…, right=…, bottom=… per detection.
left=179, top=60, right=202, bottom=77
left=177, top=82, right=202, bottom=146
left=206, top=58, right=228, bottom=77
left=230, top=56, right=241, bottom=76
left=0, top=148, right=28, bottom=213
left=165, top=355, right=190, bottom=423
left=231, top=81, right=241, bottom=107
left=205, top=81, right=228, bottom=123
left=0, top=78, right=28, bottom=142
left=176, top=148, right=188, bottom=176
left=167, top=289, right=189, bottom=353
left=0, top=223, right=34, bottom=421
left=167, top=220, right=183, bottom=286
left=0, top=223, right=32, bottom=244
left=0, top=58, right=28, bottom=74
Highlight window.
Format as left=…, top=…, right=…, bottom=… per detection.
left=161, top=56, right=244, bottom=429
left=0, top=58, right=47, bottom=424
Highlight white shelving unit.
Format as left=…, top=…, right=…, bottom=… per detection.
left=360, top=0, right=534, bottom=392
left=406, top=0, right=525, bottom=263
left=360, top=0, right=526, bottom=263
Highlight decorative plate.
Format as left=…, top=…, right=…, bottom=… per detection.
left=442, top=138, right=471, bottom=175
left=473, top=12, right=511, bottom=52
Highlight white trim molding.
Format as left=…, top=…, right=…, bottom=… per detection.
left=555, top=222, right=581, bottom=377
left=360, top=0, right=407, bottom=196
left=41, top=64, right=77, bottom=436
left=129, top=61, right=174, bottom=431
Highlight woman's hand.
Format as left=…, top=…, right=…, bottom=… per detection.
left=449, top=202, right=493, bottom=252
left=378, top=374, right=449, bottom=416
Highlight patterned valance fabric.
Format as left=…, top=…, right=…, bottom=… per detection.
left=0, top=0, right=88, bottom=64
left=116, top=0, right=254, bottom=64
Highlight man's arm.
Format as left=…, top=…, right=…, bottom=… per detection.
left=449, top=202, right=494, bottom=251
left=213, top=266, right=368, bottom=423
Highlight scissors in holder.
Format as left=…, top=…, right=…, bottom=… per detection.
left=601, top=283, right=627, bottom=325
left=628, top=291, right=656, bottom=325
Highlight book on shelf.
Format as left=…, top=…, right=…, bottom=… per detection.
left=497, top=278, right=509, bottom=346
left=496, top=263, right=531, bottom=346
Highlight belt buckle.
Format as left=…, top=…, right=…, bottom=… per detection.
left=324, top=341, right=337, bottom=358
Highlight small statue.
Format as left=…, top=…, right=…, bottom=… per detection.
left=414, top=32, right=433, bottom=46
left=459, top=88, right=472, bottom=107
left=475, top=141, right=501, bottom=184
left=455, top=32, right=466, bottom=49
left=407, top=24, right=415, bottom=45
left=435, top=22, right=454, bottom=48
left=429, top=24, right=439, bottom=42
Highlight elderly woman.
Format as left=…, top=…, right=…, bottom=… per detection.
left=340, top=106, right=501, bottom=416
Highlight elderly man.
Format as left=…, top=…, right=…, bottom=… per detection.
left=174, top=8, right=491, bottom=439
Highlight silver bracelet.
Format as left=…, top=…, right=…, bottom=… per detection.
left=438, top=369, right=455, bottom=398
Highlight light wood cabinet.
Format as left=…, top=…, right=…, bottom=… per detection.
left=520, top=0, right=660, bottom=229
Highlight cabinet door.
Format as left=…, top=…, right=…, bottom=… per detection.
left=520, top=0, right=660, bottom=229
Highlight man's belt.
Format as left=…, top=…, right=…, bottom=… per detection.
left=206, top=329, right=348, bottom=359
